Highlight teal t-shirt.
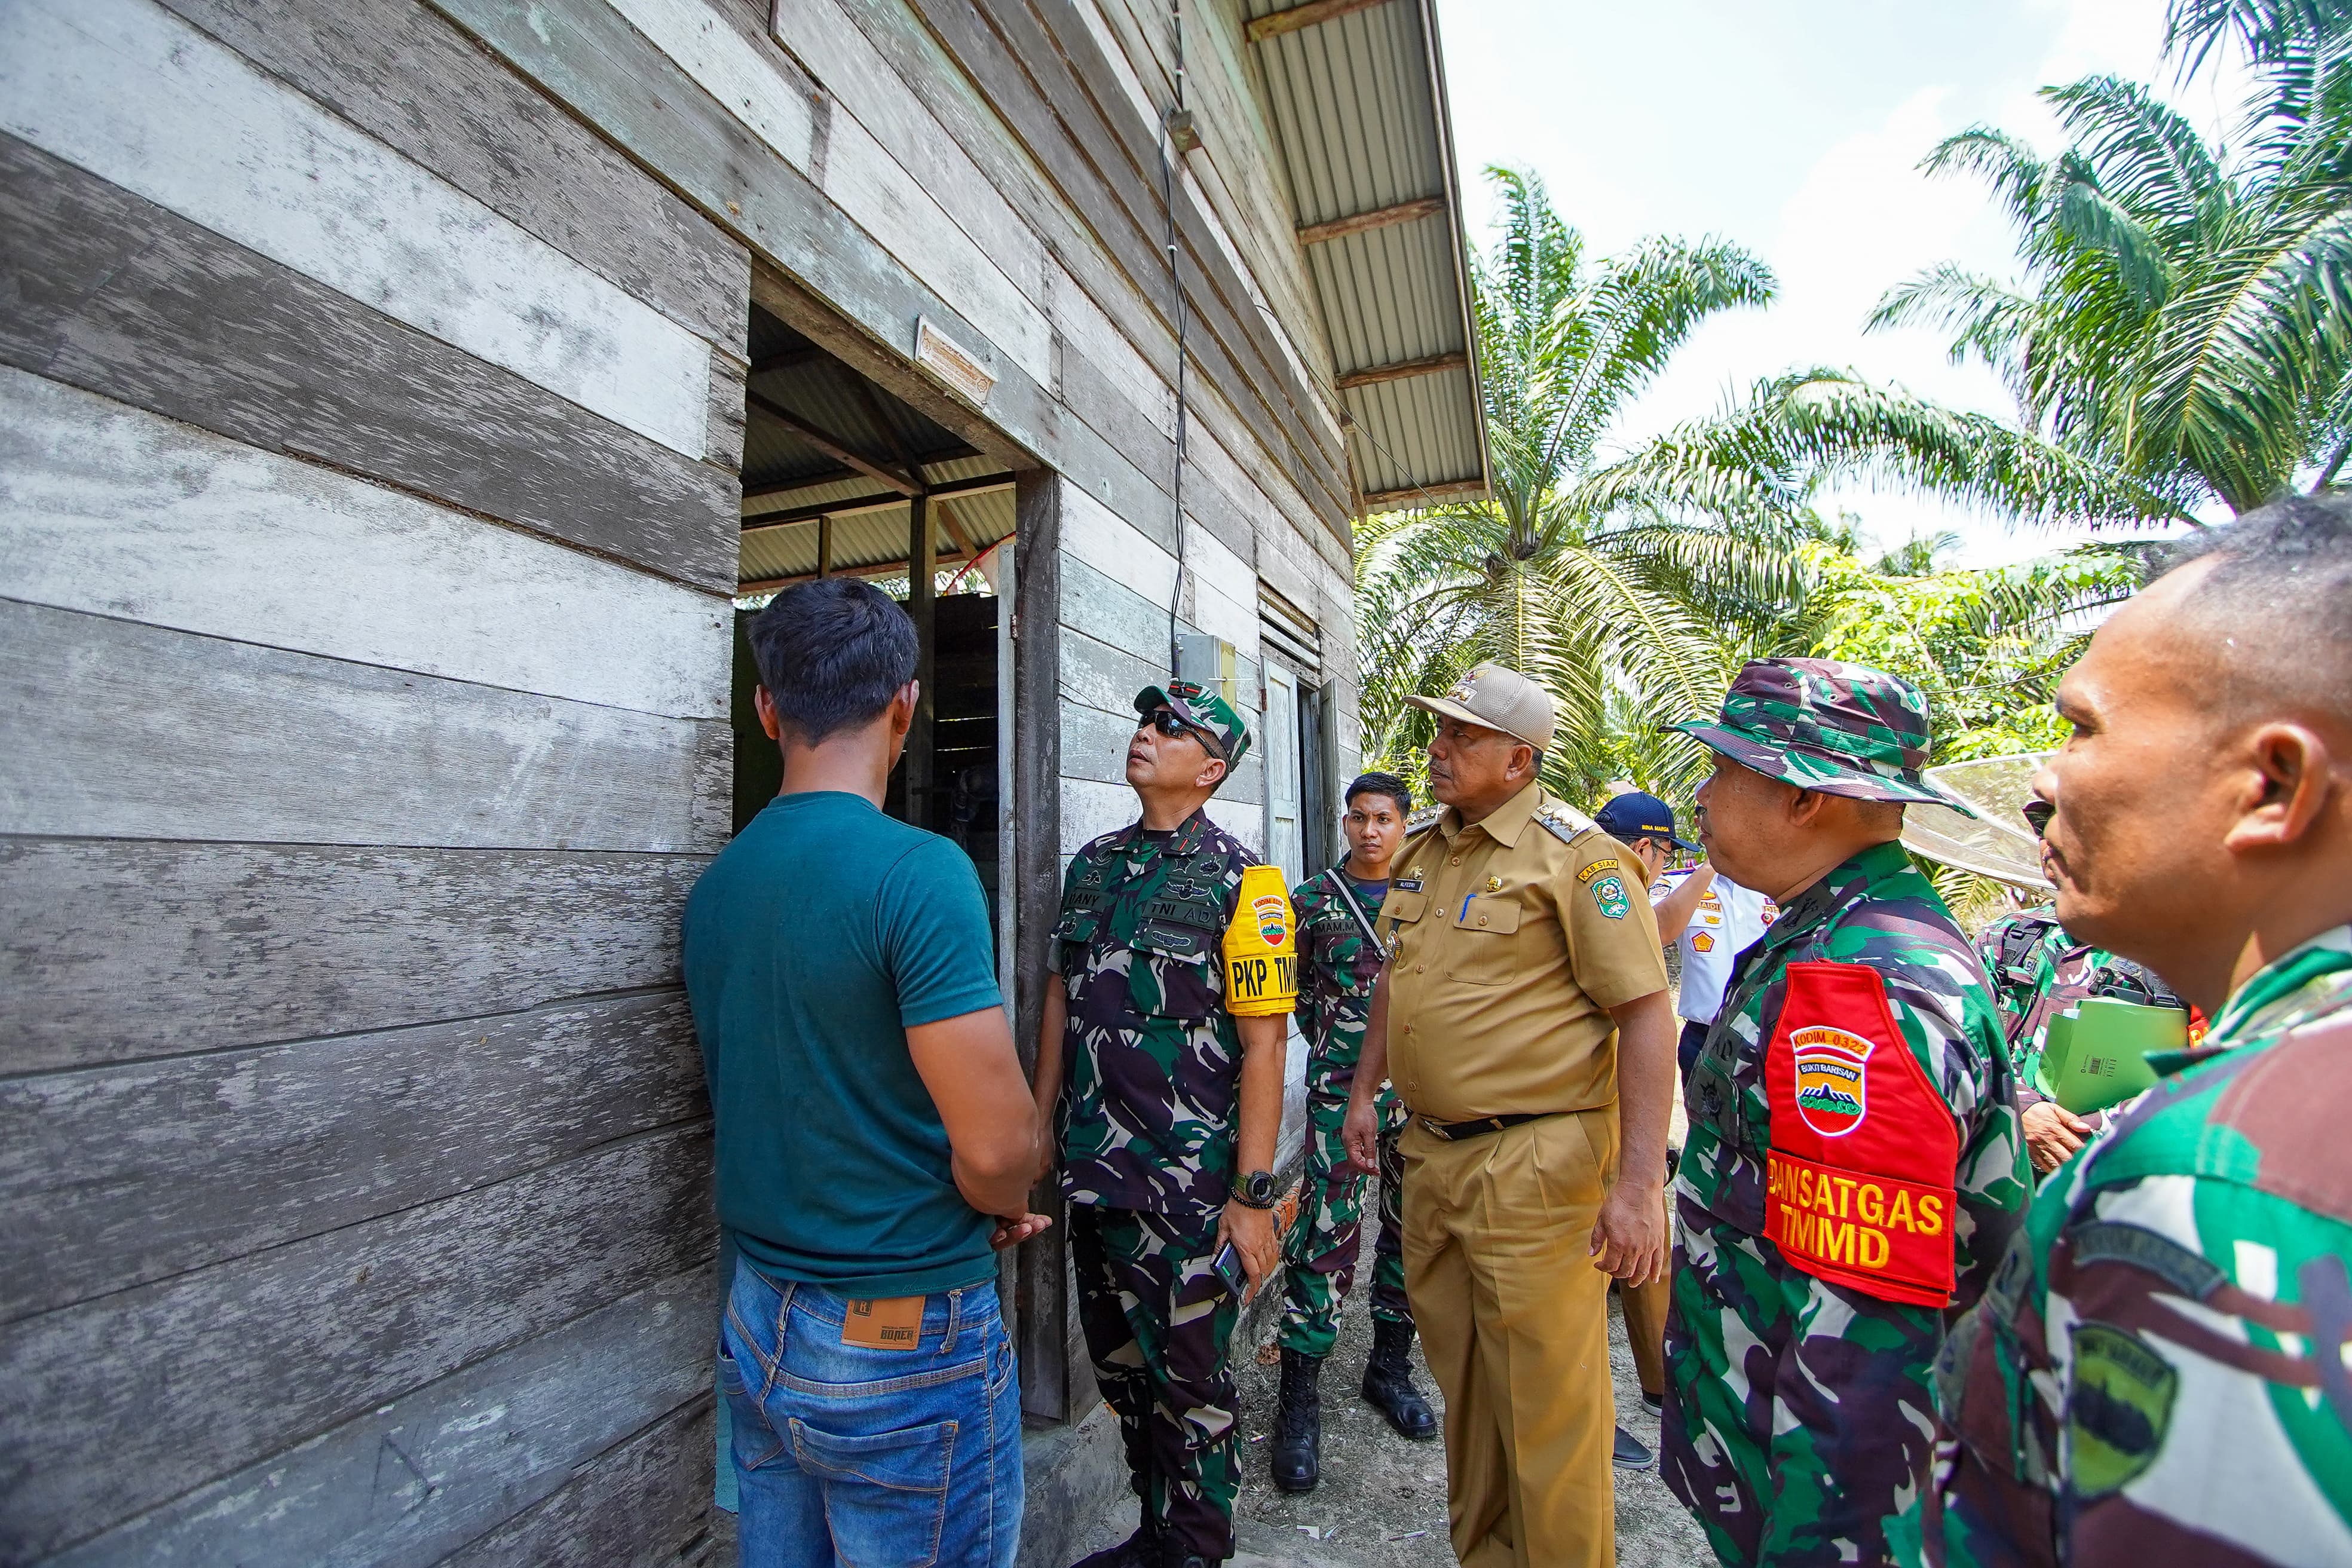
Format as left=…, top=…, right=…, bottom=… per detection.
left=683, top=791, right=1004, bottom=1298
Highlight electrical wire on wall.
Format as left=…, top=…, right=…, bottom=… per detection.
left=1160, top=0, right=1192, bottom=678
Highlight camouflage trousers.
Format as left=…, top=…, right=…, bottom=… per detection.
left=1278, top=1090, right=1411, bottom=1358
left=1069, top=1202, right=1242, bottom=1561
left=1662, top=1195, right=1946, bottom=1568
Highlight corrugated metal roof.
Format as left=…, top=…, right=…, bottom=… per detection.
left=739, top=455, right=1016, bottom=587
left=1244, top=0, right=1489, bottom=509
left=739, top=306, right=1015, bottom=590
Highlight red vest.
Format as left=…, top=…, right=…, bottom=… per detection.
left=1763, top=961, right=1960, bottom=1308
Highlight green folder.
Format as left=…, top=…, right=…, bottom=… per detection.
left=2034, top=997, right=2186, bottom=1115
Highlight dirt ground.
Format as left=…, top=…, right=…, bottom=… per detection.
left=1062, top=1248, right=1713, bottom=1568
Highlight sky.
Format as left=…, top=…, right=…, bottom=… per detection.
left=1432, top=0, right=2246, bottom=566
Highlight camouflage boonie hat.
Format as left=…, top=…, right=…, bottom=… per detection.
left=1673, top=657, right=1974, bottom=814
left=1135, top=680, right=1252, bottom=770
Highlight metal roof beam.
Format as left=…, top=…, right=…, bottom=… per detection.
left=1246, top=0, right=1390, bottom=43
left=1295, top=194, right=1446, bottom=246
left=746, top=389, right=921, bottom=497
left=1334, top=350, right=1469, bottom=391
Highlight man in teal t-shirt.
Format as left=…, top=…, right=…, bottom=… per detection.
left=684, top=577, right=1044, bottom=1568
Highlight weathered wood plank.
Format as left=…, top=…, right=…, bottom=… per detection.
left=152, top=0, right=748, bottom=346
left=994, top=0, right=1350, bottom=509
left=1059, top=553, right=1177, bottom=663
left=439, top=1392, right=718, bottom=1568
left=606, top=0, right=819, bottom=169
left=1296, top=194, right=1448, bottom=245
left=0, top=133, right=740, bottom=595
left=0, top=0, right=712, bottom=457
left=816, top=0, right=1345, bottom=557
left=0, top=838, right=703, bottom=1077
left=917, top=0, right=1348, bottom=523
left=424, top=0, right=1193, bottom=552
left=1011, top=473, right=1070, bottom=1421
left=1334, top=349, right=1471, bottom=390
left=708, top=347, right=751, bottom=474
left=47, top=1271, right=716, bottom=1568
left=0, top=599, right=728, bottom=853
left=0, top=1125, right=716, bottom=1561
left=610, top=0, right=1055, bottom=385
left=1247, top=0, right=1395, bottom=42
left=0, top=366, right=731, bottom=716
left=1, top=990, right=708, bottom=1321
left=758, top=0, right=1048, bottom=318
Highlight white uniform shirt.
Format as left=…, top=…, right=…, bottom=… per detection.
left=1652, top=869, right=1778, bottom=1025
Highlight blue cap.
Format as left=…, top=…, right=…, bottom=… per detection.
left=1594, top=791, right=1699, bottom=852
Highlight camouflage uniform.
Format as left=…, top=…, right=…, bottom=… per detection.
left=1907, top=924, right=2352, bottom=1567
left=1661, top=660, right=2029, bottom=1567
left=1051, top=785, right=1293, bottom=1563
left=1277, top=866, right=1411, bottom=1359
left=1976, top=908, right=2078, bottom=1065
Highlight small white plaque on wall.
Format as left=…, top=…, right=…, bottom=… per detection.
left=913, top=316, right=997, bottom=408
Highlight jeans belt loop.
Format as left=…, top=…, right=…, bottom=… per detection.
left=942, top=1286, right=961, bottom=1354
left=774, top=1276, right=797, bottom=1354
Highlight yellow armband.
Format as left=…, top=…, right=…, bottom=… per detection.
left=1222, top=863, right=1298, bottom=1015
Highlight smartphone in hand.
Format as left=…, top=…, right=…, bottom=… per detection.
left=1210, top=1240, right=1248, bottom=1298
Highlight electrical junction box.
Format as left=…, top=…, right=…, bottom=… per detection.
left=1175, top=632, right=1240, bottom=710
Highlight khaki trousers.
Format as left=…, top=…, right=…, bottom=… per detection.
left=1401, top=1108, right=1618, bottom=1568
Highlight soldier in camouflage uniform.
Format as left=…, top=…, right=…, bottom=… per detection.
left=1661, top=658, right=2029, bottom=1567
left=1028, top=681, right=1296, bottom=1568
left=1974, top=902, right=2189, bottom=1173
left=1269, top=774, right=1436, bottom=1495
left=1906, top=496, right=2352, bottom=1566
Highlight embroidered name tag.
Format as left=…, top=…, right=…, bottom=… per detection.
left=1576, top=858, right=1620, bottom=883
left=843, top=1296, right=924, bottom=1350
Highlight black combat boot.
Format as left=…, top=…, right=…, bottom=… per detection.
left=1360, top=1317, right=1438, bottom=1440
left=1270, top=1347, right=1323, bottom=1493
left=1157, top=1541, right=1215, bottom=1568
left=1069, top=1500, right=1159, bottom=1567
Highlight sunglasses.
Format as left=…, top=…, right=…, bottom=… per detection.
left=2021, top=799, right=2054, bottom=838
left=1147, top=708, right=1224, bottom=758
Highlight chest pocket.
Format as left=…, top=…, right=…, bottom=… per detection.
left=1447, top=895, right=1524, bottom=987
left=1379, top=890, right=1429, bottom=958
left=1128, top=896, right=1221, bottom=1021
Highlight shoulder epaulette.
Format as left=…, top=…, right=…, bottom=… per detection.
left=1536, top=798, right=1597, bottom=845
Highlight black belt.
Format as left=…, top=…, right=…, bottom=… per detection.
left=1417, top=1111, right=1554, bottom=1142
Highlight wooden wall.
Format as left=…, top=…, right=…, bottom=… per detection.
left=0, top=0, right=745, bottom=1559
left=2, top=0, right=1372, bottom=1548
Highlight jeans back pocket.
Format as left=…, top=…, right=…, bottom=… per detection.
left=788, top=1415, right=957, bottom=1568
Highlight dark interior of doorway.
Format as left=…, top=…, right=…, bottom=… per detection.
left=730, top=598, right=1002, bottom=928
left=725, top=298, right=1015, bottom=931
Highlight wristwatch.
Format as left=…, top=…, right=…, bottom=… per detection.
left=1233, top=1169, right=1278, bottom=1210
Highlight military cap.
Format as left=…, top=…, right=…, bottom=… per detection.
left=1135, top=679, right=1252, bottom=770
left=1403, top=662, right=1556, bottom=751
left=1673, top=657, right=1972, bottom=813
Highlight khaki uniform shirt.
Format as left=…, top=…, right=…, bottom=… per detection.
left=1376, top=781, right=1668, bottom=1123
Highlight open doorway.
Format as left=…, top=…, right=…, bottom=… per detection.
left=725, top=299, right=1020, bottom=937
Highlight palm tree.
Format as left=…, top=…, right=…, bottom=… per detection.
left=1870, top=1, right=2352, bottom=512
left=1357, top=171, right=2165, bottom=803
left=1355, top=169, right=1798, bottom=803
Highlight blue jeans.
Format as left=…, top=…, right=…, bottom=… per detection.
left=719, top=1258, right=1021, bottom=1568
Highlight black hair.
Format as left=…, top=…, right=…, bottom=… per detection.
left=2157, top=492, right=2352, bottom=716
left=1345, top=771, right=1413, bottom=818
left=748, top=577, right=919, bottom=746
